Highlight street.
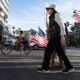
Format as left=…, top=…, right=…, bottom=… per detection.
left=1, top=0, right=80, bottom=80
left=0, top=49, right=80, bottom=80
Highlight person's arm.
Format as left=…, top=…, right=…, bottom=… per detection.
left=55, top=13, right=65, bottom=36
left=45, top=12, right=49, bottom=34
left=55, top=13, right=65, bottom=45
left=45, top=12, right=49, bottom=28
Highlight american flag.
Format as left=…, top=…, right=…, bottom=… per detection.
left=72, top=10, right=80, bottom=23
left=29, top=28, right=48, bottom=47
left=38, top=27, right=48, bottom=47
left=29, top=29, right=39, bottom=43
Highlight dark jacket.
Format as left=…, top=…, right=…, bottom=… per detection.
left=47, top=12, right=61, bottom=40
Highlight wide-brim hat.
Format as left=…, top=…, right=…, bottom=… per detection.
left=46, top=4, right=56, bottom=10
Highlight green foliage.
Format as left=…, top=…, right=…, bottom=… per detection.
left=66, top=22, right=80, bottom=47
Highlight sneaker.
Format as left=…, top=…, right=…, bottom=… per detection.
left=62, top=67, right=74, bottom=74
left=38, top=68, right=50, bottom=73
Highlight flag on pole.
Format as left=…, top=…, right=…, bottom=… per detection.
left=29, top=29, right=39, bottom=43
left=72, top=10, right=80, bottom=23
left=38, top=27, right=45, bottom=37
left=74, top=10, right=80, bottom=16
left=38, top=27, right=48, bottom=47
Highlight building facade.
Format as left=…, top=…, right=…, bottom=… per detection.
left=0, top=0, right=9, bottom=26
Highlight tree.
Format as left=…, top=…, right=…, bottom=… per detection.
left=70, top=27, right=75, bottom=31
left=15, top=28, right=22, bottom=34
left=68, top=22, right=80, bottom=47
left=70, top=22, right=80, bottom=32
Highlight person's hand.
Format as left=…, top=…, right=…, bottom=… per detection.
left=60, top=35, right=65, bottom=45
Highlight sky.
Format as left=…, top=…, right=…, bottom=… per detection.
left=8, top=0, right=80, bottom=32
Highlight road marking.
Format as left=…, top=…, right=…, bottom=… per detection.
left=0, top=60, right=80, bottom=63
left=0, top=65, right=41, bottom=68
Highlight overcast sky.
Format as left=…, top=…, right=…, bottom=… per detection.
left=8, top=0, right=80, bottom=32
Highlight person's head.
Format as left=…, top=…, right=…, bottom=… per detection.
left=20, top=30, right=23, bottom=35
left=46, top=4, right=57, bottom=15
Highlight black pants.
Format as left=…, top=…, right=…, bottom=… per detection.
left=42, top=36, right=73, bottom=70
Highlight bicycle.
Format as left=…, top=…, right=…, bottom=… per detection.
left=0, top=29, right=31, bottom=56
left=0, top=38, right=12, bottom=55
left=0, top=21, right=13, bottom=56
left=15, top=42, right=31, bottom=56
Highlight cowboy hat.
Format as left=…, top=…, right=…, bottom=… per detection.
left=46, top=4, right=56, bottom=9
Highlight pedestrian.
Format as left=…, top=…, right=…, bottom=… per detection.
left=46, top=8, right=64, bottom=68
left=38, top=4, right=74, bottom=73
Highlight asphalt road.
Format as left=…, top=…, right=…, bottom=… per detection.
left=0, top=49, right=80, bottom=80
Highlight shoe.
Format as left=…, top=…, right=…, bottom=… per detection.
left=37, top=68, right=50, bottom=73
left=62, top=67, right=74, bottom=74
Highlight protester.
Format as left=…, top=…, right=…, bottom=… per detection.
left=38, top=4, right=74, bottom=73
